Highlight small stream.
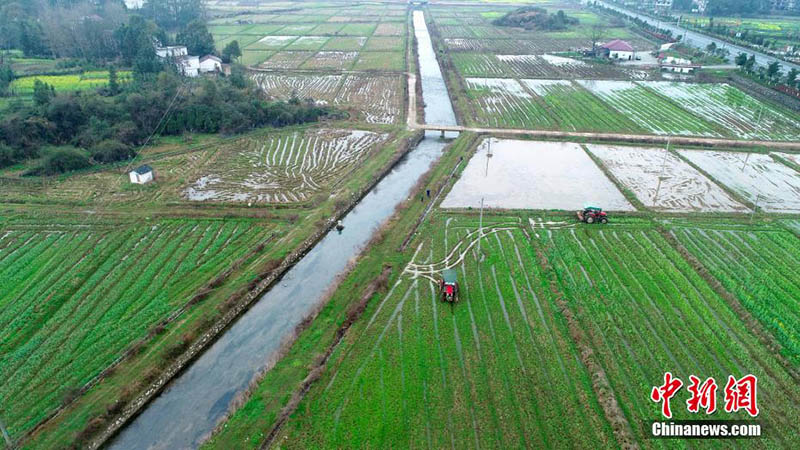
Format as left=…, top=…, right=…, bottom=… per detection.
left=110, top=9, right=456, bottom=450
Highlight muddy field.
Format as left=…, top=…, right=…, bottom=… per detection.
left=586, top=144, right=748, bottom=212
left=441, top=139, right=634, bottom=211
left=679, top=150, right=800, bottom=212
left=252, top=72, right=404, bottom=124
left=183, top=129, right=390, bottom=203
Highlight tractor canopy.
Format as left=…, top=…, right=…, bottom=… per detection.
left=583, top=205, right=603, bottom=212
left=442, top=269, right=458, bottom=285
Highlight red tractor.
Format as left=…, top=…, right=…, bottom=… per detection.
left=577, top=206, right=609, bottom=224
left=439, top=269, right=459, bottom=302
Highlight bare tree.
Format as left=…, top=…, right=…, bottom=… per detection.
left=38, top=0, right=125, bottom=59
left=587, top=23, right=606, bottom=55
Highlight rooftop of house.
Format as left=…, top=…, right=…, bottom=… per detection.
left=132, top=165, right=153, bottom=175
left=200, top=55, right=222, bottom=63
left=602, top=39, right=634, bottom=52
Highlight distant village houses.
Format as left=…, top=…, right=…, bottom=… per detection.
left=659, top=56, right=699, bottom=73
left=155, top=45, right=228, bottom=77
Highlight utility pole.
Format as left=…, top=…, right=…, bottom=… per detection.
left=653, top=140, right=670, bottom=207
left=478, top=197, right=484, bottom=254
left=661, top=139, right=671, bottom=174
left=750, top=194, right=763, bottom=223
left=484, top=138, right=493, bottom=177
left=741, top=152, right=752, bottom=171
left=0, top=416, right=11, bottom=448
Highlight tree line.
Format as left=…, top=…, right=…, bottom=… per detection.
left=672, top=0, right=783, bottom=16
left=0, top=71, right=339, bottom=175
left=734, top=52, right=800, bottom=89
left=0, top=0, right=209, bottom=60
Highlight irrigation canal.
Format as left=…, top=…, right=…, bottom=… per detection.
left=595, top=1, right=800, bottom=73
left=109, top=9, right=457, bottom=450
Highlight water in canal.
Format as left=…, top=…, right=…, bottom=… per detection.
left=110, top=9, right=456, bottom=449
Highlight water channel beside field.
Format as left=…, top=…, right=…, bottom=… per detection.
left=595, top=1, right=800, bottom=73
left=110, top=9, right=456, bottom=450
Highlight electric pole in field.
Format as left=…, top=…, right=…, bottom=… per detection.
left=485, top=138, right=493, bottom=177
left=479, top=138, right=492, bottom=255
left=741, top=152, right=752, bottom=171
left=0, top=416, right=11, bottom=448
left=478, top=197, right=484, bottom=254
left=751, top=194, right=764, bottom=223
left=653, top=140, right=670, bottom=206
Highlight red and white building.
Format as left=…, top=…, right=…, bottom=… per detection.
left=601, top=40, right=636, bottom=60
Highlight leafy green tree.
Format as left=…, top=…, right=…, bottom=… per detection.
left=766, top=61, right=781, bottom=80
left=19, top=20, right=49, bottom=57
left=28, top=146, right=92, bottom=176
left=672, top=0, right=693, bottom=11
left=706, top=42, right=717, bottom=53
left=787, top=68, right=798, bottom=87
left=744, top=54, right=756, bottom=72
left=33, top=79, right=54, bottom=107
left=176, top=20, right=214, bottom=56
left=133, top=46, right=162, bottom=76
left=0, top=142, right=16, bottom=168
left=108, top=66, right=120, bottom=95
left=142, top=0, right=203, bottom=30
left=0, top=62, right=13, bottom=95
left=90, top=139, right=133, bottom=163
left=707, top=0, right=769, bottom=15
left=115, top=15, right=158, bottom=66
left=221, top=40, right=241, bottom=63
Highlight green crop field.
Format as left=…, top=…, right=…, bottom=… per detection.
left=464, top=78, right=557, bottom=129
left=9, top=71, right=132, bottom=95
left=0, top=218, right=271, bottom=440
left=272, top=215, right=618, bottom=448
left=215, top=212, right=800, bottom=448
left=353, top=51, right=405, bottom=71
left=461, top=78, right=760, bottom=137
left=543, top=221, right=800, bottom=447
left=671, top=224, right=800, bottom=365
left=521, top=80, right=642, bottom=132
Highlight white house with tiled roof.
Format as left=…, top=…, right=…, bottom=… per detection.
left=601, top=39, right=635, bottom=60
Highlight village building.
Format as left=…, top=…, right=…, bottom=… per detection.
left=155, top=45, right=224, bottom=78
left=659, top=56, right=699, bottom=73
left=155, top=45, right=188, bottom=59
left=600, top=39, right=635, bottom=60
left=129, top=165, right=155, bottom=184
left=199, top=55, right=223, bottom=73
left=178, top=55, right=200, bottom=77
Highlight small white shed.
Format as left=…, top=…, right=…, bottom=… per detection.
left=129, top=165, right=154, bottom=184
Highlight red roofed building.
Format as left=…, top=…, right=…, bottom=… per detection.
left=600, top=39, right=635, bottom=60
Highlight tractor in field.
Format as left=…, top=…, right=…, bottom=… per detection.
left=438, top=269, right=459, bottom=303
left=577, top=206, right=609, bottom=224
